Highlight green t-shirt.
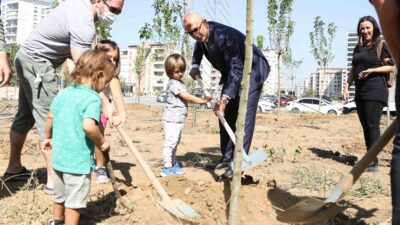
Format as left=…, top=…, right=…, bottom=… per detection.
left=50, top=84, right=101, bottom=174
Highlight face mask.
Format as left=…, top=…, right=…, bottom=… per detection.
left=97, top=6, right=117, bottom=27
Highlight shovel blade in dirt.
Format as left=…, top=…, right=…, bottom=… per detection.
left=230, top=149, right=267, bottom=171
left=277, top=120, right=397, bottom=224
left=157, top=198, right=200, bottom=219
left=172, top=199, right=201, bottom=217
left=216, top=111, right=267, bottom=171
left=117, top=127, right=200, bottom=219
left=276, top=197, right=344, bottom=224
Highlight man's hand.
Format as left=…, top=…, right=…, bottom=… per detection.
left=0, top=52, right=12, bottom=87
left=189, top=67, right=201, bottom=80
left=100, top=140, right=110, bottom=152
left=213, top=98, right=228, bottom=116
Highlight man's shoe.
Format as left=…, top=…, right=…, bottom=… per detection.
left=214, top=162, right=229, bottom=170
left=366, top=159, right=379, bottom=173
left=95, top=167, right=109, bottom=184
left=3, top=167, right=31, bottom=181
left=49, top=219, right=64, bottom=225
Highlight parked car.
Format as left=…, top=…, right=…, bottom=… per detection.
left=258, top=98, right=275, bottom=112
left=343, top=99, right=356, bottom=114
left=343, top=98, right=396, bottom=115
left=286, top=97, right=342, bottom=115
left=274, top=96, right=291, bottom=107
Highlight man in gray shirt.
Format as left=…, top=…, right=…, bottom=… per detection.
left=3, top=0, right=124, bottom=192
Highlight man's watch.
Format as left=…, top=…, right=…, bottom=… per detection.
left=222, top=96, right=230, bottom=104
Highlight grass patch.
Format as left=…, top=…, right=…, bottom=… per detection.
left=293, top=165, right=338, bottom=193
left=349, top=176, right=390, bottom=198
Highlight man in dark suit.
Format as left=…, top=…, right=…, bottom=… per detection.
left=183, top=12, right=270, bottom=171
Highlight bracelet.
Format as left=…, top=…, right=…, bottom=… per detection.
left=222, top=97, right=230, bottom=104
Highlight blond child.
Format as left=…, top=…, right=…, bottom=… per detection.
left=161, top=54, right=211, bottom=177
left=41, top=50, right=116, bottom=225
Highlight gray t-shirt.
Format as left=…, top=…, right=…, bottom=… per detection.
left=21, top=0, right=95, bottom=66
left=162, top=79, right=188, bottom=123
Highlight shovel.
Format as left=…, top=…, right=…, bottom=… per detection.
left=215, top=111, right=268, bottom=171
left=195, top=76, right=267, bottom=171
left=277, top=119, right=398, bottom=224
left=104, top=152, right=134, bottom=211
left=116, top=127, right=200, bottom=219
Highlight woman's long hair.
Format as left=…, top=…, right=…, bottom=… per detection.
left=356, top=15, right=381, bottom=48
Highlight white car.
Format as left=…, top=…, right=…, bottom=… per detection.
left=343, top=98, right=396, bottom=114
left=258, top=98, right=275, bottom=112
left=286, top=97, right=342, bottom=115
left=343, top=99, right=356, bottom=114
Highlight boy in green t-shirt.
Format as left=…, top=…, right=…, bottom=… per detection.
left=41, top=50, right=116, bottom=225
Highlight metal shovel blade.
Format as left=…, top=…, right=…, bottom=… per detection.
left=172, top=199, right=201, bottom=217
left=237, top=149, right=267, bottom=171
left=228, top=149, right=267, bottom=171
left=277, top=197, right=345, bottom=224
left=157, top=199, right=200, bottom=219
left=157, top=200, right=185, bottom=218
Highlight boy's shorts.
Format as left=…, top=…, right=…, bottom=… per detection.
left=53, top=170, right=91, bottom=209
left=11, top=50, right=59, bottom=141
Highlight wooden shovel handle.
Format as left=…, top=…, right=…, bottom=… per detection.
left=196, top=76, right=211, bottom=97
left=116, top=127, right=172, bottom=202
left=216, top=111, right=237, bottom=143
left=335, top=119, right=397, bottom=198
left=104, top=152, right=132, bottom=210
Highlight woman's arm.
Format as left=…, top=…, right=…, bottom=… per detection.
left=109, top=77, right=127, bottom=127
left=358, top=64, right=394, bottom=78
left=344, top=65, right=356, bottom=103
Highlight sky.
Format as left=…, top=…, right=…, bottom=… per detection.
left=109, top=0, right=378, bottom=88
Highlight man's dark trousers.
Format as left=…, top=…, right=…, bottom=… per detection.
left=219, top=58, right=269, bottom=163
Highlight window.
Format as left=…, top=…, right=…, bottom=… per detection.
left=299, top=99, right=313, bottom=104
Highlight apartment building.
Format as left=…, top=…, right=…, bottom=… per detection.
left=346, top=32, right=357, bottom=98
left=307, top=67, right=346, bottom=98
left=119, top=43, right=279, bottom=98
left=261, top=49, right=279, bottom=95
left=1, top=0, right=51, bottom=44
left=119, top=43, right=182, bottom=97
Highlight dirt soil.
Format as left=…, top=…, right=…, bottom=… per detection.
left=0, top=100, right=394, bottom=225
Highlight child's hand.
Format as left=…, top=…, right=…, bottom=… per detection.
left=100, top=140, right=110, bottom=152
left=110, top=114, right=126, bottom=128
left=41, top=139, right=52, bottom=154
left=204, top=96, right=212, bottom=102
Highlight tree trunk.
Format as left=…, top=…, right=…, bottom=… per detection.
left=228, top=0, right=253, bottom=224
left=276, top=53, right=281, bottom=118
left=319, top=66, right=326, bottom=112
left=137, top=80, right=141, bottom=104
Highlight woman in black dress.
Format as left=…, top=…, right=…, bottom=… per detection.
left=343, top=15, right=394, bottom=172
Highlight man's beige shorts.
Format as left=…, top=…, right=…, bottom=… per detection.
left=12, top=50, right=59, bottom=140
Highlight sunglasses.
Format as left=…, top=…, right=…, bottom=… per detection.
left=187, top=20, right=205, bottom=35
left=103, top=0, right=121, bottom=15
